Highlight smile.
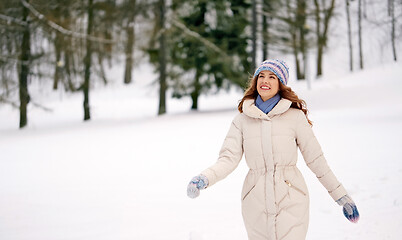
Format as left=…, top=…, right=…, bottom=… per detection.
left=260, top=85, right=271, bottom=90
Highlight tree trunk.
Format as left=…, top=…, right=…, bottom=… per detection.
left=262, top=13, right=267, bottom=61
left=287, top=0, right=303, bottom=80
left=191, top=69, right=201, bottom=110
left=317, top=45, right=323, bottom=76
left=1, top=66, right=9, bottom=96
left=291, top=31, right=303, bottom=80
left=53, top=32, right=62, bottom=90
left=345, top=0, right=353, bottom=71
left=358, top=0, right=364, bottom=69
left=158, top=0, right=167, bottom=115
left=124, top=0, right=137, bottom=84
left=124, top=24, right=135, bottom=84
left=295, top=52, right=303, bottom=80
left=98, top=55, right=108, bottom=85
left=297, top=0, right=306, bottom=80
left=390, top=0, right=397, bottom=61
left=52, top=4, right=62, bottom=90
left=19, top=0, right=31, bottom=128
left=262, top=0, right=269, bottom=61
left=83, top=0, right=94, bottom=121
left=64, top=48, right=75, bottom=92
left=314, top=0, right=321, bottom=76
left=251, top=0, right=257, bottom=72
left=314, top=0, right=336, bottom=77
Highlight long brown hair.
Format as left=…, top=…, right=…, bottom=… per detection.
left=237, top=75, right=313, bottom=126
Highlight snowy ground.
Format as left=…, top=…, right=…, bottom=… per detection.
left=1, top=62, right=402, bottom=240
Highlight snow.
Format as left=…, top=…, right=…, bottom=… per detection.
left=1, top=61, right=402, bottom=240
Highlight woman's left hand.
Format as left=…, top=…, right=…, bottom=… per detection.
left=187, top=175, right=209, bottom=199
left=336, top=195, right=360, bottom=223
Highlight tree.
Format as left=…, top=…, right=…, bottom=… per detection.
left=388, top=0, right=397, bottom=61
left=123, top=0, right=137, bottom=84
left=260, top=0, right=312, bottom=80
left=158, top=0, right=167, bottom=115
left=293, top=0, right=308, bottom=80
left=172, top=1, right=208, bottom=110
left=92, top=0, right=116, bottom=86
left=261, top=0, right=274, bottom=60
left=1, top=0, right=80, bottom=127
left=0, top=1, right=26, bottom=109
left=345, top=0, right=353, bottom=71
left=251, top=0, right=257, bottom=72
left=357, top=0, right=364, bottom=69
left=42, top=0, right=82, bottom=92
left=111, top=0, right=147, bottom=85
left=279, top=0, right=309, bottom=80
left=168, top=0, right=250, bottom=110
left=19, top=0, right=31, bottom=128
left=83, top=0, right=94, bottom=121
left=313, top=0, right=336, bottom=77
left=260, top=0, right=283, bottom=62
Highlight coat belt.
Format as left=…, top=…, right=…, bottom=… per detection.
left=249, top=164, right=296, bottom=173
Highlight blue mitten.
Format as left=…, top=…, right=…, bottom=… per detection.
left=336, top=195, right=360, bottom=223
left=187, top=175, right=209, bottom=199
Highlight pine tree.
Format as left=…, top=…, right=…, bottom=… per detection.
left=169, top=0, right=250, bottom=110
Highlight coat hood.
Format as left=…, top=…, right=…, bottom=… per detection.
left=242, top=98, right=292, bottom=120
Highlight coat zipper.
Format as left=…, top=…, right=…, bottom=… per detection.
left=284, top=180, right=306, bottom=196
left=242, top=184, right=256, bottom=201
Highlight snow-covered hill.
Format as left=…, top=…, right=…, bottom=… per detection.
left=0, top=62, right=401, bottom=240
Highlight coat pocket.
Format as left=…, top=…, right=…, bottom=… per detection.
left=242, top=184, right=256, bottom=201
left=284, top=180, right=306, bottom=196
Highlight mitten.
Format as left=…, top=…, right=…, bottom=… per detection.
left=187, top=174, right=209, bottom=199
left=336, top=195, right=360, bottom=223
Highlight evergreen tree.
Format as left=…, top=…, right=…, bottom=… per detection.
left=169, top=0, right=250, bottom=110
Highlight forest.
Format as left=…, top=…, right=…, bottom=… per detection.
left=0, top=0, right=400, bottom=128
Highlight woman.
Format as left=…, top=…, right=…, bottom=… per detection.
left=186, top=59, right=359, bottom=240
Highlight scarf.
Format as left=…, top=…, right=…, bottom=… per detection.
left=255, top=93, right=281, bottom=114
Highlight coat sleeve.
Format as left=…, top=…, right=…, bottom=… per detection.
left=295, top=110, right=347, bottom=201
left=201, top=115, right=244, bottom=187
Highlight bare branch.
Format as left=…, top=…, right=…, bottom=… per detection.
left=21, top=0, right=116, bottom=44
left=0, top=13, right=28, bottom=26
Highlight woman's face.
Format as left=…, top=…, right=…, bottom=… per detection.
left=256, top=70, right=280, bottom=101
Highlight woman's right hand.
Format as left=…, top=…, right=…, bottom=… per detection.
left=336, top=195, right=360, bottom=223
left=187, top=175, right=209, bottom=199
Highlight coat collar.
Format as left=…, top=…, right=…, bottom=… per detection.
left=242, top=98, right=292, bottom=120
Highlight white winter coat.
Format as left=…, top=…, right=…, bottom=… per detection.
left=201, top=98, right=347, bottom=240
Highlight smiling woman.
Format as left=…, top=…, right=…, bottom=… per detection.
left=187, top=59, right=359, bottom=240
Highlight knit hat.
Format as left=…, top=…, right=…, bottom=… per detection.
left=253, top=59, right=289, bottom=85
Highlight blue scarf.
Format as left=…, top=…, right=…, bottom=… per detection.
left=255, top=94, right=281, bottom=114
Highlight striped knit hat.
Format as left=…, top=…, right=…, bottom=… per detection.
left=253, top=59, right=289, bottom=85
